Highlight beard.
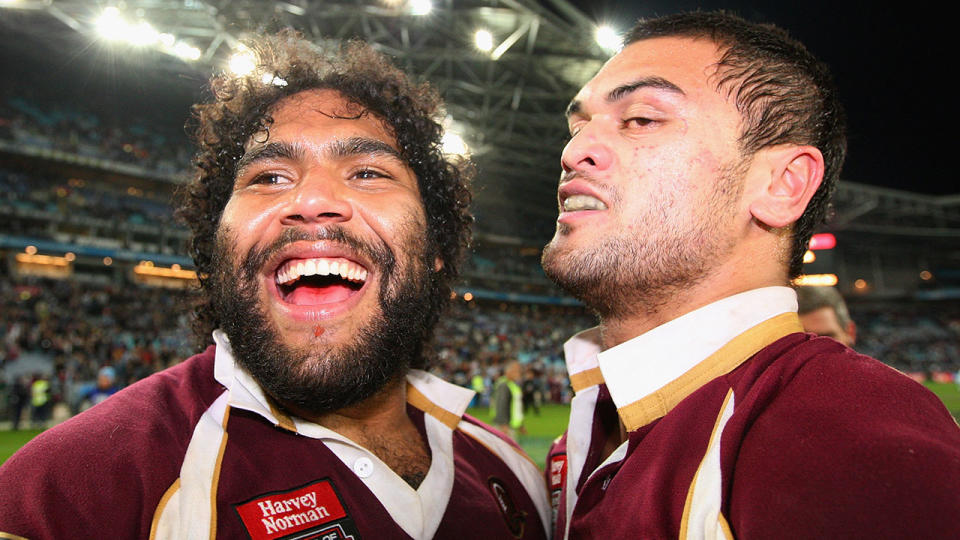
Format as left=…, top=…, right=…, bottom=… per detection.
left=207, top=224, right=439, bottom=416
left=541, top=161, right=746, bottom=320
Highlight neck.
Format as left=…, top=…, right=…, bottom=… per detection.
left=281, top=376, right=411, bottom=440
left=597, top=262, right=787, bottom=350
left=277, top=376, right=433, bottom=489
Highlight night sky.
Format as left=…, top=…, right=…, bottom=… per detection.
left=566, top=1, right=954, bottom=195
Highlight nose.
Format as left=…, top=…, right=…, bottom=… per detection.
left=280, top=172, right=353, bottom=226
left=561, top=124, right=613, bottom=174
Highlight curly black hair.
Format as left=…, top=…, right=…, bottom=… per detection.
left=177, top=30, right=473, bottom=348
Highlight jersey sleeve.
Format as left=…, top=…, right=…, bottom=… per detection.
left=728, top=353, right=960, bottom=538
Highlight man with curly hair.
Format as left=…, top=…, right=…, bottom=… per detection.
left=0, top=33, right=549, bottom=539
left=542, top=11, right=960, bottom=539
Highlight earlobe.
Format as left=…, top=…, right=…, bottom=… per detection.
left=749, top=145, right=825, bottom=228
left=434, top=257, right=444, bottom=273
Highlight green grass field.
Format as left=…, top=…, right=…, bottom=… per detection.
left=467, top=403, right=572, bottom=469
left=3, top=384, right=958, bottom=468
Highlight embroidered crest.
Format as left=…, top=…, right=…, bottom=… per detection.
left=234, top=479, right=361, bottom=540
left=488, top=476, right=527, bottom=538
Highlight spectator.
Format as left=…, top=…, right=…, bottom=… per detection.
left=796, top=286, right=857, bottom=346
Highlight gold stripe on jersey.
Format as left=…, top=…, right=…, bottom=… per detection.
left=618, top=312, right=803, bottom=432
left=209, top=405, right=231, bottom=539
left=149, top=478, right=181, bottom=540
left=407, top=383, right=461, bottom=429
left=267, top=399, right=297, bottom=433
left=569, top=367, right=603, bottom=393
left=0, top=531, right=29, bottom=540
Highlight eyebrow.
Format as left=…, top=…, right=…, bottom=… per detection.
left=565, top=76, right=686, bottom=118
left=236, top=137, right=404, bottom=177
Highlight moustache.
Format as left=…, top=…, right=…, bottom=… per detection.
left=236, top=226, right=396, bottom=284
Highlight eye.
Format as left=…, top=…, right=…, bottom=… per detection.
left=352, top=167, right=391, bottom=180
left=249, top=172, right=291, bottom=185
left=623, top=117, right=656, bottom=129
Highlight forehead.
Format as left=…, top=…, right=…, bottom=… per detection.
left=262, top=89, right=397, bottom=147
left=574, top=36, right=731, bottom=110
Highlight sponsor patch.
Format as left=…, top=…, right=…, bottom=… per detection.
left=234, top=479, right=361, bottom=540
left=488, top=477, right=527, bottom=538
left=548, top=454, right=567, bottom=528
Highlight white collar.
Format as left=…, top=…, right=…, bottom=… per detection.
left=563, top=286, right=798, bottom=411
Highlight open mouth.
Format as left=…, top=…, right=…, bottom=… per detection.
left=562, top=194, right=608, bottom=212
left=275, top=257, right=368, bottom=306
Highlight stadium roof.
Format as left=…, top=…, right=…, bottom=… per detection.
left=2, top=0, right=958, bottom=243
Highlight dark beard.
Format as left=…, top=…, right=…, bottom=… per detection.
left=208, top=225, right=437, bottom=416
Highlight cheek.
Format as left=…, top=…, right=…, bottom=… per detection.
left=220, top=196, right=286, bottom=244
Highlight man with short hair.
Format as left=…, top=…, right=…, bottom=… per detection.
left=542, top=11, right=960, bottom=539
left=0, top=33, right=548, bottom=539
left=796, top=285, right=856, bottom=346
left=492, top=361, right=524, bottom=438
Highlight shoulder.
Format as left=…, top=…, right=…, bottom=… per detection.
left=0, top=347, right=223, bottom=538
left=739, top=333, right=957, bottom=430
left=727, top=334, right=960, bottom=537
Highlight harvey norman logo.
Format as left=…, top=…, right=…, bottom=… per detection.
left=235, top=479, right=357, bottom=539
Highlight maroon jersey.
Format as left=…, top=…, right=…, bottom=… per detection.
left=0, top=340, right=549, bottom=539
left=550, top=309, right=960, bottom=539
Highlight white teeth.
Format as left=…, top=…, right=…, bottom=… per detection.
left=276, top=258, right=368, bottom=285
left=563, top=194, right=607, bottom=212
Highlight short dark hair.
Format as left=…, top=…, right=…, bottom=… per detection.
left=796, top=286, right=853, bottom=329
left=627, top=11, right=847, bottom=277
left=178, top=30, right=473, bottom=345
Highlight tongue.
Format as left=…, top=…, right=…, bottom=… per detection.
left=286, top=283, right=356, bottom=305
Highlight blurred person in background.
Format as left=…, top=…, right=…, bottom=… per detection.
left=77, top=365, right=119, bottom=411
left=541, top=10, right=960, bottom=539
left=28, top=374, right=50, bottom=428
left=796, top=285, right=856, bottom=346
left=492, top=360, right=525, bottom=439
left=7, top=375, right=30, bottom=431
left=0, top=32, right=548, bottom=539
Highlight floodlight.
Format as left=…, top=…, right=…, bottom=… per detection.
left=128, top=21, right=160, bottom=47
left=793, top=274, right=839, bottom=287
left=96, top=7, right=131, bottom=41
left=441, top=131, right=468, bottom=156
left=228, top=50, right=257, bottom=76
left=475, top=29, right=493, bottom=52
left=410, top=0, right=432, bottom=16
left=595, top=25, right=622, bottom=52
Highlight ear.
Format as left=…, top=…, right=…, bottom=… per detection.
left=749, top=145, right=825, bottom=228
left=434, top=256, right=444, bottom=273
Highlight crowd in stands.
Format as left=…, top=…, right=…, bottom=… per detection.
left=850, top=302, right=960, bottom=375
left=0, top=93, right=193, bottom=178
left=0, top=168, right=180, bottom=231
left=5, top=261, right=960, bottom=429
left=0, top=265, right=596, bottom=428
left=2, top=90, right=959, bottom=430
